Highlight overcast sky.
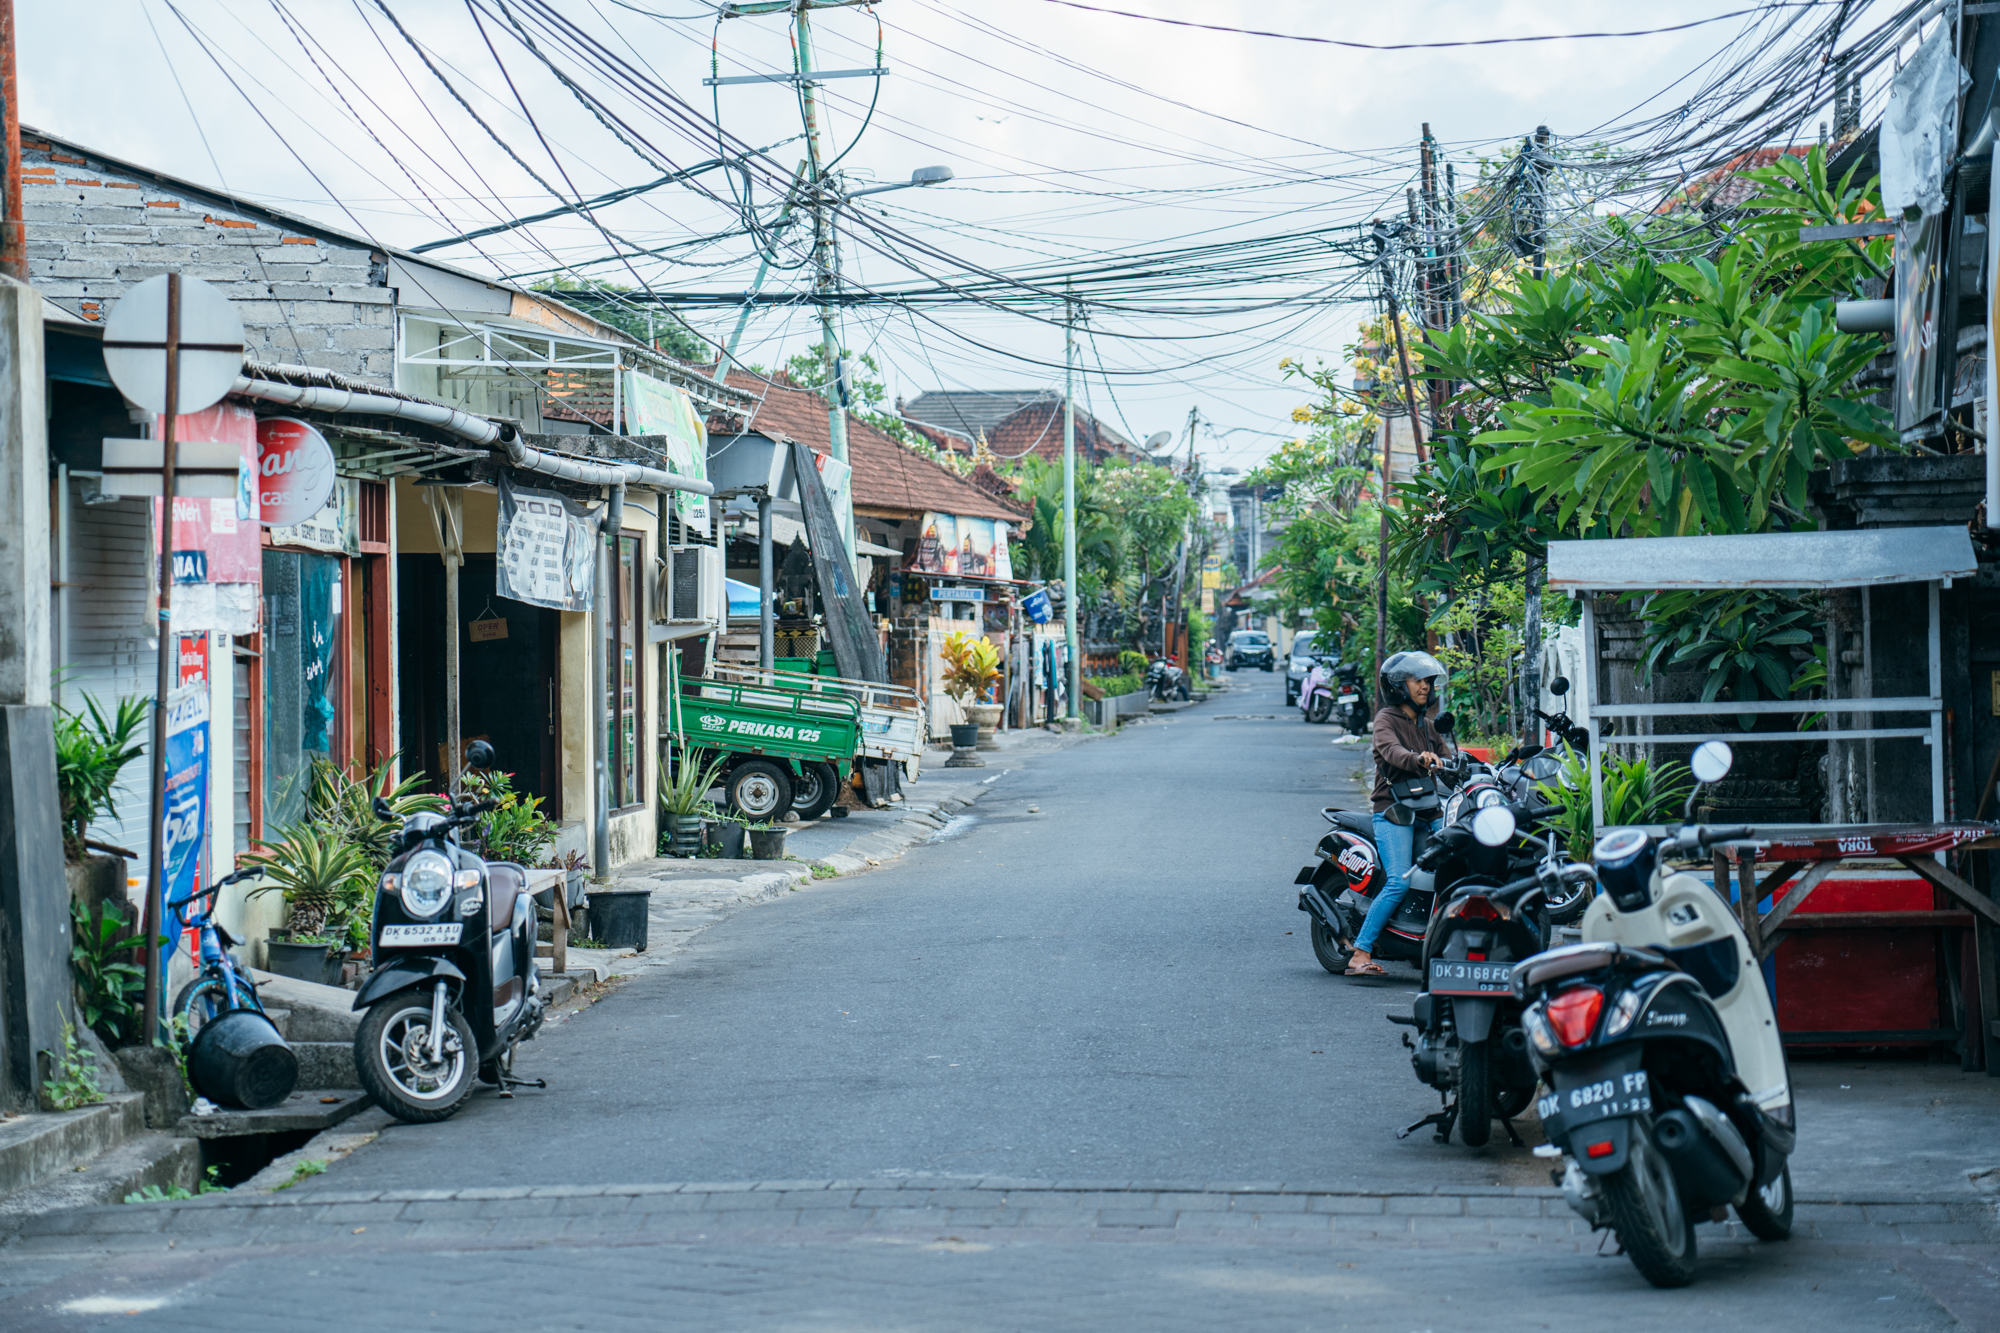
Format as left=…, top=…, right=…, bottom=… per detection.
left=20, top=0, right=1890, bottom=470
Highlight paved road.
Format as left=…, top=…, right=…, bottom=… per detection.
left=5, top=697, right=1998, bottom=1329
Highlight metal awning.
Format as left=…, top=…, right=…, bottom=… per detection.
left=1549, top=526, right=1978, bottom=593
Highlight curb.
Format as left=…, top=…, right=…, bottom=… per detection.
left=811, top=787, right=985, bottom=877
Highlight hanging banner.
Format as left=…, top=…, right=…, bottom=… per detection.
left=175, top=633, right=209, bottom=687
left=257, top=417, right=338, bottom=526
left=1895, top=213, right=1945, bottom=433
left=622, top=370, right=711, bottom=533
left=149, top=403, right=261, bottom=636
left=811, top=451, right=855, bottom=554
left=911, top=512, right=1014, bottom=581
left=299, top=557, right=338, bottom=753
left=157, top=683, right=210, bottom=1025
left=497, top=474, right=599, bottom=612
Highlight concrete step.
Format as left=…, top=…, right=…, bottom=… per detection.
left=290, top=1042, right=360, bottom=1090
left=0, top=1093, right=146, bottom=1202
left=0, top=1131, right=199, bottom=1232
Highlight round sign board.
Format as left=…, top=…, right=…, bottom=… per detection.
left=256, top=417, right=336, bottom=526
left=101, top=274, right=246, bottom=416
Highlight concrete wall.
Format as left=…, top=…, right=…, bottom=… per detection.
left=22, top=139, right=395, bottom=381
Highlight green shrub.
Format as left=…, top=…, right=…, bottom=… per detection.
left=70, top=900, right=151, bottom=1047
left=1537, top=750, right=1694, bottom=857
left=1118, top=650, right=1149, bottom=675
left=54, top=693, right=148, bottom=862
left=1090, top=672, right=1144, bottom=698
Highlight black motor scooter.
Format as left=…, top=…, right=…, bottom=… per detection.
left=351, top=741, right=545, bottom=1123
left=1394, top=785, right=1591, bottom=1147
left=1293, top=715, right=1466, bottom=973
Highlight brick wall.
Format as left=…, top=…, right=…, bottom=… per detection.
left=21, top=139, right=395, bottom=385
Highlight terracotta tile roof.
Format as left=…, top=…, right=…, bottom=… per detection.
left=1658, top=144, right=1811, bottom=213
left=706, top=369, right=1025, bottom=525
left=987, top=400, right=1123, bottom=465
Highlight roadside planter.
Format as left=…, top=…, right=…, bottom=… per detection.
left=585, top=886, right=651, bottom=951
left=263, top=938, right=344, bottom=987
left=748, top=826, right=789, bottom=860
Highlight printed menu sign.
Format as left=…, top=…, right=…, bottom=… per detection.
left=497, top=474, right=598, bottom=612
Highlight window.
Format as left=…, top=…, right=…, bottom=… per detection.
left=604, top=534, right=642, bottom=808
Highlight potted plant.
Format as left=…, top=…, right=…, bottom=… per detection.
left=54, top=692, right=148, bottom=864
left=245, top=826, right=372, bottom=987
left=661, top=743, right=724, bottom=857
left=746, top=820, right=788, bottom=860
left=941, top=630, right=1003, bottom=749
left=465, top=769, right=556, bottom=867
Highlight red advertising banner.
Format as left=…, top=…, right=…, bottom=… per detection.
left=175, top=633, right=208, bottom=687
left=150, top=403, right=261, bottom=584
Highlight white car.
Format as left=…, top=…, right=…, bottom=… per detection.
left=1284, top=631, right=1320, bottom=706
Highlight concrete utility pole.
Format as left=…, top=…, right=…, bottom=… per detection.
left=794, top=3, right=858, bottom=563
left=1063, top=291, right=1080, bottom=722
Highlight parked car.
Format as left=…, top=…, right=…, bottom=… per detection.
left=1225, top=629, right=1274, bottom=671
left=1284, top=631, right=1320, bottom=705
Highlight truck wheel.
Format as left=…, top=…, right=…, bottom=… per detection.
left=728, top=760, right=793, bottom=821
left=790, top=761, right=839, bottom=820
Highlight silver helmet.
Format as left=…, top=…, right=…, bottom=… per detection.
left=1380, top=649, right=1446, bottom=707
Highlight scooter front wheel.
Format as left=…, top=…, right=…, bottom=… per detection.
left=1308, top=918, right=1349, bottom=974
left=1603, top=1132, right=1699, bottom=1287
left=1305, top=695, right=1333, bottom=725
left=1736, top=1159, right=1793, bottom=1240
left=357, top=995, right=477, bottom=1124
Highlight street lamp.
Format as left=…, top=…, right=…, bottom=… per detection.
left=843, top=165, right=955, bottom=200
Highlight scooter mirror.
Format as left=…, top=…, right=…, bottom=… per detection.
left=1471, top=805, right=1517, bottom=847
left=465, top=739, right=497, bottom=772
left=1549, top=675, right=1570, bottom=698
left=1434, top=710, right=1456, bottom=735
left=1689, top=739, right=1733, bottom=785
left=1523, top=752, right=1562, bottom=783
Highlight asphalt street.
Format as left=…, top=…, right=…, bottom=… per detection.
left=5, top=687, right=1998, bottom=1330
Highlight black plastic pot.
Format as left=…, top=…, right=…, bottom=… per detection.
left=264, top=939, right=344, bottom=987
left=586, top=887, right=651, bottom=951
left=187, top=1009, right=298, bottom=1109
left=748, top=827, right=788, bottom=860
left=717, top=822, right=747, bottom=858
left=949, top=723, right=980, bottom=748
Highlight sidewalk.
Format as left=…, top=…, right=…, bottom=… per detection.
left=553, top=727, right=1095, bottom=996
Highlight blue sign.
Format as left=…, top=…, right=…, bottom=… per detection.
left=158, top=684, right=209, bottom=1034
left=930, top=586, right=985, bottom=603
left=1021, top=588, right=1053, bottom=624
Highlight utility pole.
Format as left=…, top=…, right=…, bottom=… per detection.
left=713, top=161, right=809, bottom=386
left=793, top=5, right=858, bottom=562
left=140, top=274, right=183, bottom=1042
left=1521, top=125, right=1553, bottom=745
left=1063, top=289, right=1080, bottom=722
left=0, top=0, right=22, bottom=281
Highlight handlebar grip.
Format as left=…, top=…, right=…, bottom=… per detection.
left=1523, top=802, right=1564, bottom=820
left=1699, top=825, right=1755, bottom=847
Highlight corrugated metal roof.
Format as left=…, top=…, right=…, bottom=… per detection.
left=1548, top=526, right=1979, bottom=592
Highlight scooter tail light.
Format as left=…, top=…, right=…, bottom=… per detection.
left=1545, top=986, right=1604, bottom=1047
left=1447, top=895, right=1505, bottom=922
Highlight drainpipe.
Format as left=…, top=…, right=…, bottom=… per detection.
left=594, top=483, right=626, bottom=881
left=502, top=434, right=714, bottom=496
left=231, top=375, right=503, bottom=444
left=758, top=490, right=775, bottom=671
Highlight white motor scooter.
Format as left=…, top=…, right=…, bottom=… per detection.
left=1512, top=740, right=1795, bottom=1288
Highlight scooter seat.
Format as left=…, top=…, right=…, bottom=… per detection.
left=1322, top=808, right=1376, bottom=837
left=487, top=862, right=529, bottom=930
left=1513, top=941, right=1670, bottom=993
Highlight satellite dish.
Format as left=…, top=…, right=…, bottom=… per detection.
left=1145, top=431, right=1174, bottom=451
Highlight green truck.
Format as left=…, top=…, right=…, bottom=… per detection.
left=667, top=661, right=922, bottom=821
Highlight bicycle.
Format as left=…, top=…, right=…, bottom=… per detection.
left=167, top=865, right=274, bottom=1050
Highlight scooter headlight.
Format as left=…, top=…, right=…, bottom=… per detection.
left=1592, top=827, right=1657, bottom=911
left=1603, top=988, right=1644, bottom=1038
left=400, top=850, right=454, bottom=917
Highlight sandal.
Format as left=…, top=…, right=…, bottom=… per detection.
left=1345, top=959, right=1388, bottom=977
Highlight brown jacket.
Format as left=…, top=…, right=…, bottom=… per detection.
left=1370, top=704, right=1452, bottom=812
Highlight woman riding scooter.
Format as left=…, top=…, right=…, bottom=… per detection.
left=1345, top=650, right=1455, bottom=978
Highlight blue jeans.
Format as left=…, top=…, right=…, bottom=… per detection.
left=1356, top=813, right=1437, bottom=954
